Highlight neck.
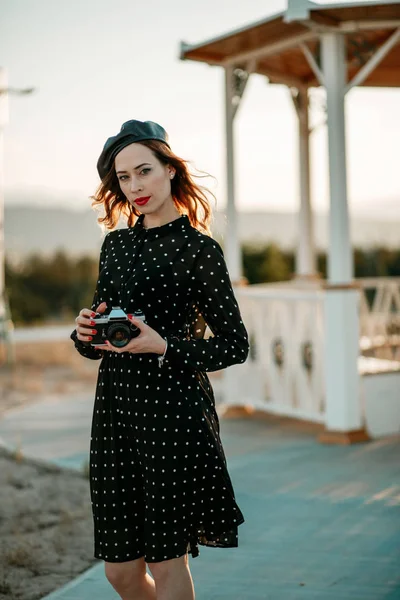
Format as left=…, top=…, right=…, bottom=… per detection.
left=142, top=201, right=181, bottom=229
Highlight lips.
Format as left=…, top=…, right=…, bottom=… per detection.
left=135, top=196, right=151, bottom=206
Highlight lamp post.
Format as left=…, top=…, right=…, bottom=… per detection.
left=0, top=67, right=35, bottom=366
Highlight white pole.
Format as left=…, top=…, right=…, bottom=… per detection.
left=224, top=66, right=242, bottom=284
left=295, top=88, right=317, bottom=279
left=319, top=34, right=367, bottom=442
left=0, top=69, right=8, bottom=301
left=0, top=67, right=14, bottom=366
left=322, top=33, right=352, bottom=285
left=0, top=129, right=4, bottom=319
left=221, top=66, right=248, bottom=416
left=300, top=44, right=325, bottom=86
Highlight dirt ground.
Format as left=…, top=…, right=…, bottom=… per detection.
left=0, top=340, right=99, bottom=418
left=0, top=445, right=96, bottom=600
left=0, top=341, right=100, bottom=600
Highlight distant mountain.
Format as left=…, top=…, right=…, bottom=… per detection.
left=3, top=204, right=400, bottom=259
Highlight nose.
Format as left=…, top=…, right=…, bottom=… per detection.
left=130, top=176, right=142, bottom=194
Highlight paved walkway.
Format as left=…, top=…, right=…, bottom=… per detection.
left=0, top=395, right=399, bottom=600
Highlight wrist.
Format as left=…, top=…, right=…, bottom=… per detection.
left=158, top=337, right=167, bottom=355
left=157, top=337, right=168, bottom=368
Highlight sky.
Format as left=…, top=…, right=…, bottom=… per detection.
left=0, top=0, right=399, bottom=215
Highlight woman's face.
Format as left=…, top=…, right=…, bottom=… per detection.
left=114, top=143, right=175, bottom=212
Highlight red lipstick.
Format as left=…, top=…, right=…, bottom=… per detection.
left=135, top=196, right=151, bottom=206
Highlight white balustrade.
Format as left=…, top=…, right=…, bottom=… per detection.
left=223, top=278, right=400, bottom=427
left=358, top=277, right=400, bottom=361
left=224, top=287, right=326, bottom=423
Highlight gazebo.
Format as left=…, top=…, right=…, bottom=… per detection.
left=179, top=1, right=400, bottom=443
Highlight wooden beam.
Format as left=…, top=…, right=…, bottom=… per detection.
left=345, top=27, right=400, bottom=92
left=256, top=64, right=308, bottom=89
left=309, top=10, right=341, bottom=28
left=222, top=31, right=316, bottom=66
left=339, top=20, right=400, bottom=32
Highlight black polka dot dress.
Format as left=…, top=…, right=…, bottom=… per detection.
left=70, top=213, right=249, bottom=563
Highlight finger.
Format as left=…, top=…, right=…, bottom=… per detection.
left=76, top=332, right=94, bottom=342
left=106, top=340, right=138, bottom=353
left=96, top=301, right=108, bottom=314
left=76, top=308, right=99, bottom=328
left=77, top=316, right=98, bottom=329
left=127, top=315, right=146, bottom=332
left=105, top=340, right=130, bottom=353
left=104, top=340, right=121, bottom=352
left=77, top=321, right=98, bottom=335
left=79, top=308, right=98, bottom=319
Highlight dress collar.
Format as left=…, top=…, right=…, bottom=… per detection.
left=131, top=213, right=190, bottom=239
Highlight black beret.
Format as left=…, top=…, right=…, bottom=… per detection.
left=97, top=119, right=170, bottom=180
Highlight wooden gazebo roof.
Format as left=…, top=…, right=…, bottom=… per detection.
left=180, top=1, right=400, bottom=88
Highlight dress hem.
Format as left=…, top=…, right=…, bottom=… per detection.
left=94, top=516, right=245, bottom=564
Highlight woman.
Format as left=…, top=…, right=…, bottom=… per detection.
left=70, top=119, right=249, bottom=600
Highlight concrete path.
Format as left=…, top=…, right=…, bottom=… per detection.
left=0, top=396, right=399, bottom=599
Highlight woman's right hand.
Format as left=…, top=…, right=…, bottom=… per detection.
left=75, top=301, right=107, bottom=343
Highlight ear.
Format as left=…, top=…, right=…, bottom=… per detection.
left=167, top=166, right=176, bottom=180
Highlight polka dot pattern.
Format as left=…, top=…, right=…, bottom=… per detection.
left=70, top=213, right=248, bottom=563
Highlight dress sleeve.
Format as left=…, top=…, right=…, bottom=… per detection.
left=164, top=240, right=249, bottom=372
left=69, top=233, right=109, bottom=360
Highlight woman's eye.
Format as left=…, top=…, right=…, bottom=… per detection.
left=140, top=168, right=151, bottom=175
left=119, top=175, right=128, bottom=181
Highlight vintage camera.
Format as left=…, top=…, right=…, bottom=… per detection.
left=89, top=307, right=146, bottom=348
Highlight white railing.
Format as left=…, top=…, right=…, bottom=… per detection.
left=224, top=277, right=400, bottom=425
left=359, top=277, right=400, bottom=361
left=225, top=287, right=326, bottom=423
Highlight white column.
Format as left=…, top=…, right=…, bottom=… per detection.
left=0, top=130, right=5, bottom=322
left=224, top=66, right=242, bottom=284
left=320, top=34, right=365, bottom=440
left=295, top=88, right=317, bottom=279
left=322, top=34, right=352, bottom=285
left=324, top=289, right=361, bottom=433
left=0, top=68, right=7, bottom=309
left=221, top=67, right=247, bottom=415
left=0, top=67, right=14, bottom=365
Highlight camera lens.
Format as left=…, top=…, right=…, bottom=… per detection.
left=107, top=323, right=131, bottom=348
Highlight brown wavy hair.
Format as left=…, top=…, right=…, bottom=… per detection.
left=90, top=140, right=217, bottom=236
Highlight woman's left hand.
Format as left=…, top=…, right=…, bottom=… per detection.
left=93, top=315, right=166, bottom=355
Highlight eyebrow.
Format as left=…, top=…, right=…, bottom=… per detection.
left=116, top=163, right=151, bottom=174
